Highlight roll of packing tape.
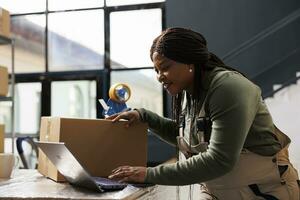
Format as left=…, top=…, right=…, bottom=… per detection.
left=109, top=83, right=131, bottom=103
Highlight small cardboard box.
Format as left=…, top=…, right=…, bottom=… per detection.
left=38, top=117, right=148, bottom=182
left=0, top=66, right=8, bottom=97
left=0, top=8, right=10, bottom=38
left=0, top=124, right=4, bottom=153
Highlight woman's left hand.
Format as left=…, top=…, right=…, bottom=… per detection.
left=108, top=166, right=147, bottom=183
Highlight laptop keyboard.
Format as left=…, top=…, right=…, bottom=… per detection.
left=93, top=177, right=127, bottom=189
left=93, top=177, right=155, bottom=190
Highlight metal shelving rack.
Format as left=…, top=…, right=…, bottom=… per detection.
left=0, top=34, right=15, bottom=153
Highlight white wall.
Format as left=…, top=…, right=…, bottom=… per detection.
left=265, top=78, right=300, bottom=172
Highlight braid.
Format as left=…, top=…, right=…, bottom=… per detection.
left=209, top=52, right=225, bottom=65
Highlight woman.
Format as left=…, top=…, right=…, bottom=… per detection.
left=108, top=27, right=299, bottom=199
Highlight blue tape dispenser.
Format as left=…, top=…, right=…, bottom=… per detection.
left=98, top=83, right=131, bottom=117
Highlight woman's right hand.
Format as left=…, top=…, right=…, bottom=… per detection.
left=106, top=110, right=141, bottom=128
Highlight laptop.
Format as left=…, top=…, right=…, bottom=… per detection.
left=36, top=141, right=150, bottom=192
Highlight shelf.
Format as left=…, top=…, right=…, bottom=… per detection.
left=0, top=96, right=13, bottom=101
left=5, top=133, right=39, bottom=138
left=0, top=33, right=15, bottom=153
left=0, top=35, right=12, bottom=45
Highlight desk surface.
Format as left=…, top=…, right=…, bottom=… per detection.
left=0, top=170, right=210, bottom=200
left=0, top=170, right=153, bottom=200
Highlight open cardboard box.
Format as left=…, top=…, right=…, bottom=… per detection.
left=38, top=117, right=148, bottom=182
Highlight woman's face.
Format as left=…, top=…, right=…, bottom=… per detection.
left=152, top=52, right=194, bottom=96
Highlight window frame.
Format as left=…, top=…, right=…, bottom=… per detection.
left=7, top=1, right=167, bottom=140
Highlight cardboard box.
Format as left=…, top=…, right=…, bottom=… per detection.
left=0, top=8, right=10, bottom=38
left=38, top=117, right=148, bottom=182
left=0, top=66, right=8, bottom=97
left=0, top=124, right=4, bottom=153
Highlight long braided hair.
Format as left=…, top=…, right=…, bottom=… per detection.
left=150, top=27, right=242, bottom=128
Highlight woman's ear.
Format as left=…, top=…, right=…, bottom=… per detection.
left=189, top=64, right=195, bottom=73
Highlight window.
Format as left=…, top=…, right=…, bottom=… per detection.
left=51, top=80, right=96, bottom=118
left=0, top=0, right=46, bottom=14
left=15, top=83, right=41, bottom=135
left=0, top=83, right=41, bottom=158
left=48, top=10, right=104, bottom=71
left=13, top=15, right=46, bottom=73
left=110, top=9, right=162, bottom=68
left=0, top=14, right=46, bottom=73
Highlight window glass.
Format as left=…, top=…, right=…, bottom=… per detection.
left=51, top=80, right=96, bottom=118
left=0, top=0, right=46, bottom=14
left=48, top=10, right=104, bottom=71
left=111, top=69, right=162, bottom=115
left=48, top=0, right=104, bottom=11
left=110, top=9, right=162, bottom=68
left=106, top=0, right=164, bottom=6
left=0, top=83, right=41, bottom=135
left=0, top=15, right=46, bottom=73
left=15, top=83, right=41, bottom=134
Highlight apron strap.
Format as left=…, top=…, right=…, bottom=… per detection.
left=248, top=184, right=279, bottom=200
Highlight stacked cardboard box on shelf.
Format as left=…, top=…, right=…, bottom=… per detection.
left=0, top=8, right=10, bottom=154
left=0, top=8, right=10, bottom=153
left=0, top=124, right=4, bottom=153
left=0, top=7, right=10, bottom=38
left=38, top=117, right=148, bottom=182
left=0, top=66, right=8, bottom=97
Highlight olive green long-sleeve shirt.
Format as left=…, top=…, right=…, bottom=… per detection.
left=138, top=66, right=282, bottom=185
